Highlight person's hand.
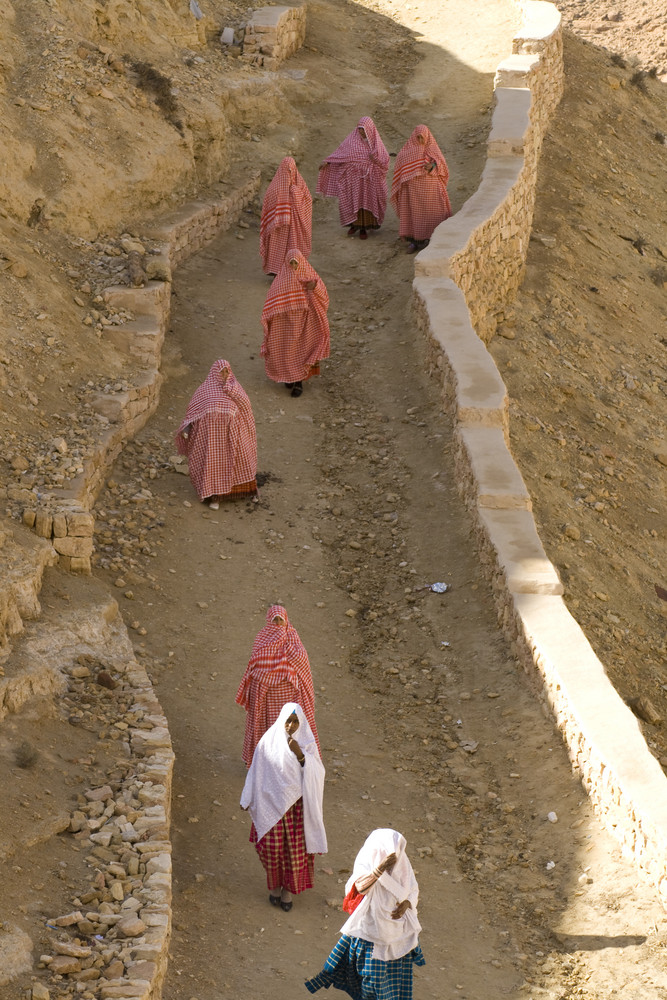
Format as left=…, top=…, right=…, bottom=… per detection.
left=288, top=736, right=305, bottom=763
left=304, top=279, right=316, bottom=290
left=391, top=899, right=411, bottom=920
left=378, top=852, right=397, bottom=875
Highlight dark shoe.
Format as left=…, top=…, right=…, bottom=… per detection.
left=284, top=382, right=295, bottom=390
left=280, top=900, right=293, bottom=912
left=269, top=894, right=281, bottom=907
left=347, top=225, right=357, bottom=236
left=291, top=382, right=303, bottom=397
left=406, top=241, right=419, bottom=254
left=359, top=228, right=368, bottom=240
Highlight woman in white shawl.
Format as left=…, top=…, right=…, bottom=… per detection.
left=241, top=702, right=327, bottom=911
left=305, top=829, right=425, bottom=999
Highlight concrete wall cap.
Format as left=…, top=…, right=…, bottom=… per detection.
left=458, top=426, right=532, bottom=509
left=514, top=0, right=562, bottom=46
left=487, top=87, right=532, bottom=152
left=478, top=507, right=564, bottom=595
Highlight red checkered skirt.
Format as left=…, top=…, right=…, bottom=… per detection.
left=250, top=798, right=315, bottom=894
left=263, top=309, right=330, bottom=384
left=393, top=172, right=452, bottom=241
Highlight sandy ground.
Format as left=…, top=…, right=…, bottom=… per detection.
left=2, top=0, right=667, bottom=998
left=87, top=4, right=667, bottom=999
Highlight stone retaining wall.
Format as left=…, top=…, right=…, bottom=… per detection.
left=242, top=4, right=307, bottom=69
left=20, top=174, right=261, bottom=575
left=413, top=0, right=667, bottom=892
left=417, top=0, right=562, bottom=344
left=17, top=591, right=175, bottom=999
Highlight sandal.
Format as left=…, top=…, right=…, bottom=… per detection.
left=359, top=228, right=368, bottom=240
left=347, top=225, right=357, bottom=236
left=406, top=241, right=419, bottom=254
left=290, top=382, right=303, bottom=397
left=208, top=498, right=220, bottom=510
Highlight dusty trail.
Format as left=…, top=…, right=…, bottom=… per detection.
left=89, top=3, right=667, bottom=999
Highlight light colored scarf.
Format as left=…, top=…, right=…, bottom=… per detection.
left=240, top=702, right=327, bottom=853
left=340, top=828, right=421, bottom=961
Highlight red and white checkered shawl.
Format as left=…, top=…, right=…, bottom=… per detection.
left=390, top=125, right=450, bottom=208
left=175, top=360, right=257, bottom=498
left=317, top=117, right=389, bottom=225
left=236, top=605, right=319, bottom=767
left=260, top=158, right=312, bottom=271
left=261, top=250, right=329, bottom=356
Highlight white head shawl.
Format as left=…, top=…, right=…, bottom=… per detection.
left=340, top=828, right=421, bottom=961
left=240, top=702, right=327, bottom=854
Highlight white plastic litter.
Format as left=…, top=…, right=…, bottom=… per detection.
left=190, top=0, right=204, bottom=19
left=220, top=26, right=235, bottom=44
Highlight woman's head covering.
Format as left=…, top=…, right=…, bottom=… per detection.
left=320, top=116, right=389, bottom=171
left=261, top=250, right=329, bottom=325
left=267, top=603, right=287, bottom=625
left=176, top=359, right=253, bottom=452
left=260, top=157, right=312, bottom=259
left=390, top=124, right=449, bottom=207
left=235, top=605, right=319, bottom=767
left=240, top=702, right=327, bottom=853
left=340, top=828, right=421, bottom=961
left=241, top=604, right=311, bottom=689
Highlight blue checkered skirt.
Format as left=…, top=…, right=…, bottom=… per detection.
left=305, top=934, right=425, bottom=1000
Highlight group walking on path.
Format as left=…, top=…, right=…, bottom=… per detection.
left=172, top=112, right=454, bottom=997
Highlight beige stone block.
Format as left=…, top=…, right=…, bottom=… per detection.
left=103, top=280, right=169, bottom=318
left=52, top=513, right=68, bottom=537
left=458, top=426, right=532, bottom=510
left=413, top=277, right=508, bottom=430
left=53, top=535, right=93, bottom=558
left=478, top=507, right=563, bottom=595
left=67, top=511, right=95, bottom=536
left=22, top=509, right=36, bottom=528
left=34, top=510, right=53, bottom=538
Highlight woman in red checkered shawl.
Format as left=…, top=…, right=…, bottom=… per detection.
left=261, top=249, right=330, bottom=398
left=260, top=157, right=312, bottom=276
left=390, top=125, right=452, bottom=254
left=236, top=604, right=319, bottom=767
left=175, top=359, right=257, bottom=508
left=317, top=116, right=389, bottom=240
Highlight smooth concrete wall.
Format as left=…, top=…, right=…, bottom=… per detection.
left=412, top=0, right=667, bottom=893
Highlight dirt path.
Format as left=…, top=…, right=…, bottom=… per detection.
left=85, top=3, right=667, bottom=999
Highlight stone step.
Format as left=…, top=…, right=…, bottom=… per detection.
left=0, top=565, right=118, bottom=724
left=0, top=517, right=57, bottom=655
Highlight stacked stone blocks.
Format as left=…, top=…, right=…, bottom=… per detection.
left=242, top=5, right=307, bottom=69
